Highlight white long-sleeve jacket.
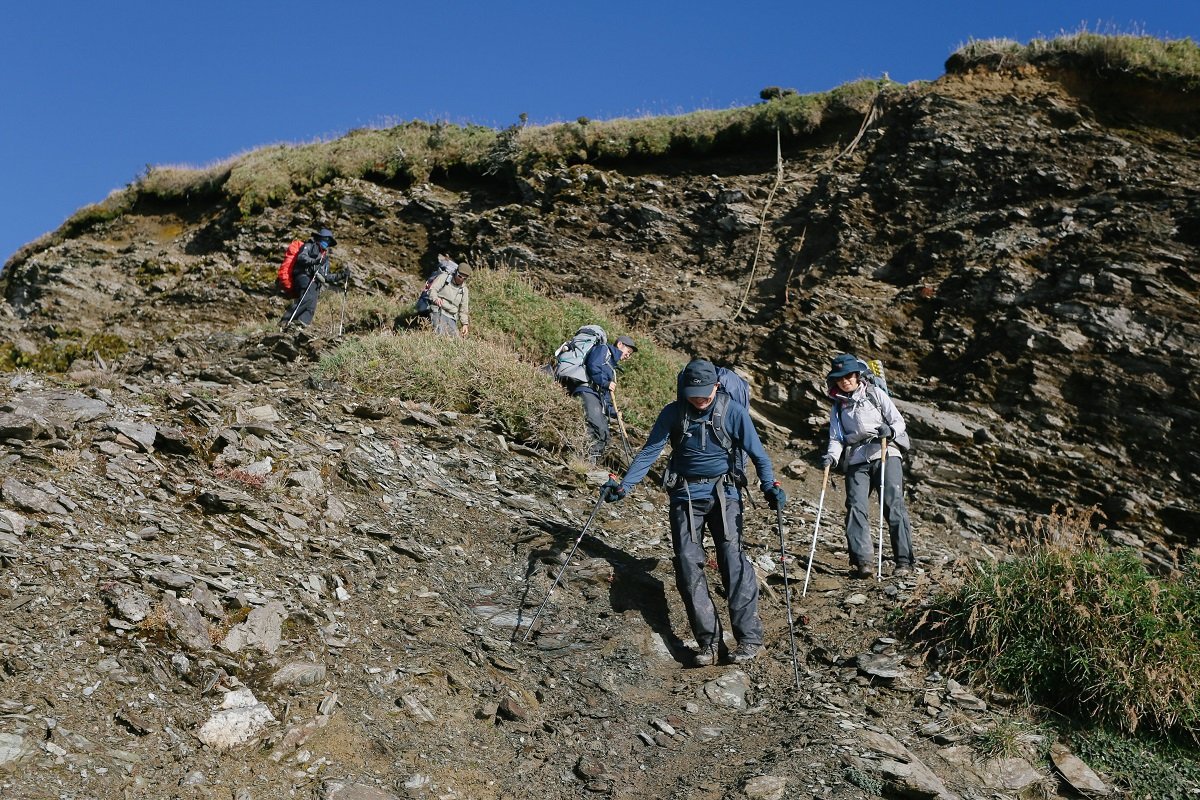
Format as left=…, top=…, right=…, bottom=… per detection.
left=826, top=383, right=910, bottom=468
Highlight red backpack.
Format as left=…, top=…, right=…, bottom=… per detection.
left=276, top=240, right=305, bottom=297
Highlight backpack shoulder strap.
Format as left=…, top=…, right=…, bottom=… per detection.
left=709, top=392, right=734, bottom=454
left=865, top=384, right=884, bottom=414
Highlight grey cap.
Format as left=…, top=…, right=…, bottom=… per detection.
left=615, top=335, right=638, bottom=352
left=679, top=359, right=718, bottom=398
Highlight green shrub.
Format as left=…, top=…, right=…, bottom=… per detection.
left=317, top=330, right=587, bottom=453
left=910, top=507, right=1200, bottom=738
left=1070, top=727, right=1200, bottom=798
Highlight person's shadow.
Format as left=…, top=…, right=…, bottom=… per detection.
left=516, top=514, right=689, bottom=665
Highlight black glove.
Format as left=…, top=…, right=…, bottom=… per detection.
left=764, top=482, right=786, bottom=510
left=878, top=423, right=893, bottom=440
left=820, top=454, right=835, bottom=470
left=329, top=271, right=348, bottom=286
left=600, top=477, right=627, bottom=503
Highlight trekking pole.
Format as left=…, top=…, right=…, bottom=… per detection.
left=776, top=505, right=802, bottom=690
left=802, top=465, right=831, bottom=597
left=609, top=390, right=636, bottom=464
left=284, top=277, right=317, bottom=328
left=877, top=437, right=888, bottom=581
left=522, top=488, right=607, bottom=642
left=337, top=277, right=348, bottom=336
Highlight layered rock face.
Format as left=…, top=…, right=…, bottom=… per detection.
left=5, top=63, right=1194, bottom=553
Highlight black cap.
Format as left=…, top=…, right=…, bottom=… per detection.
left=615, top=335, right=638, bottom=352
left=827, top=354, right=867, bottom=380
left=679, top=359, right=718, bottom=398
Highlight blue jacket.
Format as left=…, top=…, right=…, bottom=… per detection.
left=621, top=398, right=775, bottom=500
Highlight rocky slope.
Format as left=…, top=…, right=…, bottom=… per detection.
left=0, top=56, right=1196, bottom=799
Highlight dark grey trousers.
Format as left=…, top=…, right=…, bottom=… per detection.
left=281, top=273, right=320, bottom=327
left=844, top=456, right=914, bottom=568
left=578, top=391, right=610, bottom=464
left=668, top=490, right=763, bottom=649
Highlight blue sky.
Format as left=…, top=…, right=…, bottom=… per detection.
left=4, top=1, right=1197, bottom=265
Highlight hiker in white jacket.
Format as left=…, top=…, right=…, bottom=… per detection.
left=821, top=354, right=915, bottom=579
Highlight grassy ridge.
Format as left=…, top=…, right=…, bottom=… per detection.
left=948, top=31, right=1200, bottom=90
left=43, top=77, right=888, bottom=237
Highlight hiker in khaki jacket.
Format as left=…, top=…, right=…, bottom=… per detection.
left=428, top=263, right=471, bottom=337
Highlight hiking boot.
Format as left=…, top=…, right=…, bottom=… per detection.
left=893, top=565, right=913, bottom=578
left=851, top=565, right=873, bottom=579
left=730, top=642, right=762, bottom=664
left=692, top=642, right=719, bottom=667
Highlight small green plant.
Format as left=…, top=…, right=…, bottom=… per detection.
left=969, top=715, right=1052, bottom=761
left=842, top=766, right=883, bottom=794
left=909, top=506, right=1200, bottom=739
left=1071, top=727, right=1200, bottom=799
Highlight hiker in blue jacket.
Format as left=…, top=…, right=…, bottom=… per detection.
left=821, top=354, right=915, bottom=579
left=280, top=228, right=350, bottom=330
left=601, top=359, right=785, bottom=667
left=574, top=335, right=638, bottom=465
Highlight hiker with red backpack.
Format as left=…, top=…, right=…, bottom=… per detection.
left=601, top=359, right=784, bottom=667
left=573, top=334, right=638, bottom=465
left=821, top=354, right=915, bottom=579
left=279, top=228, right=350, bottom=330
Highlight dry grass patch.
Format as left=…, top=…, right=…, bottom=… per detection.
left=318, top=330, right=587, bottom=453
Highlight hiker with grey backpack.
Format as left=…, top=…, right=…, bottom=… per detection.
left=821, top=354, right=915, bottom=579
left=561, top=331, right=638, bottom=466
left=601, top=359, right=784, bottom=667
left=422, top=259, right=472, bottom=337
left=279, top=228, right=350, bottom=330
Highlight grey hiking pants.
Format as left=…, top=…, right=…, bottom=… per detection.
left=845, top=456, right=914, bottom=568
left=281, top=272, right=320, bottom=328
left=578, top=391, right=610, bottom=464
left=430, top=309, right=460, bottom=337
left=668, top=488, right=763, bottom=650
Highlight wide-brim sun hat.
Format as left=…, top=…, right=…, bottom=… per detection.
left=316, top=228, right=337, bottom=247
left=827, top=353, right=867, bottom=380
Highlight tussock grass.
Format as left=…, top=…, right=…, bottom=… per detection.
left=317, top=330, right=587, bottom=453
left=315, top=266, right=686, bottom=450
left=910, top=506, right=1200, bottom=739
left=302, top=291, right=410, bottom=336
left=949, top=31, right=1200, bottom=91
left=468, top=268, right=684, bottom=430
